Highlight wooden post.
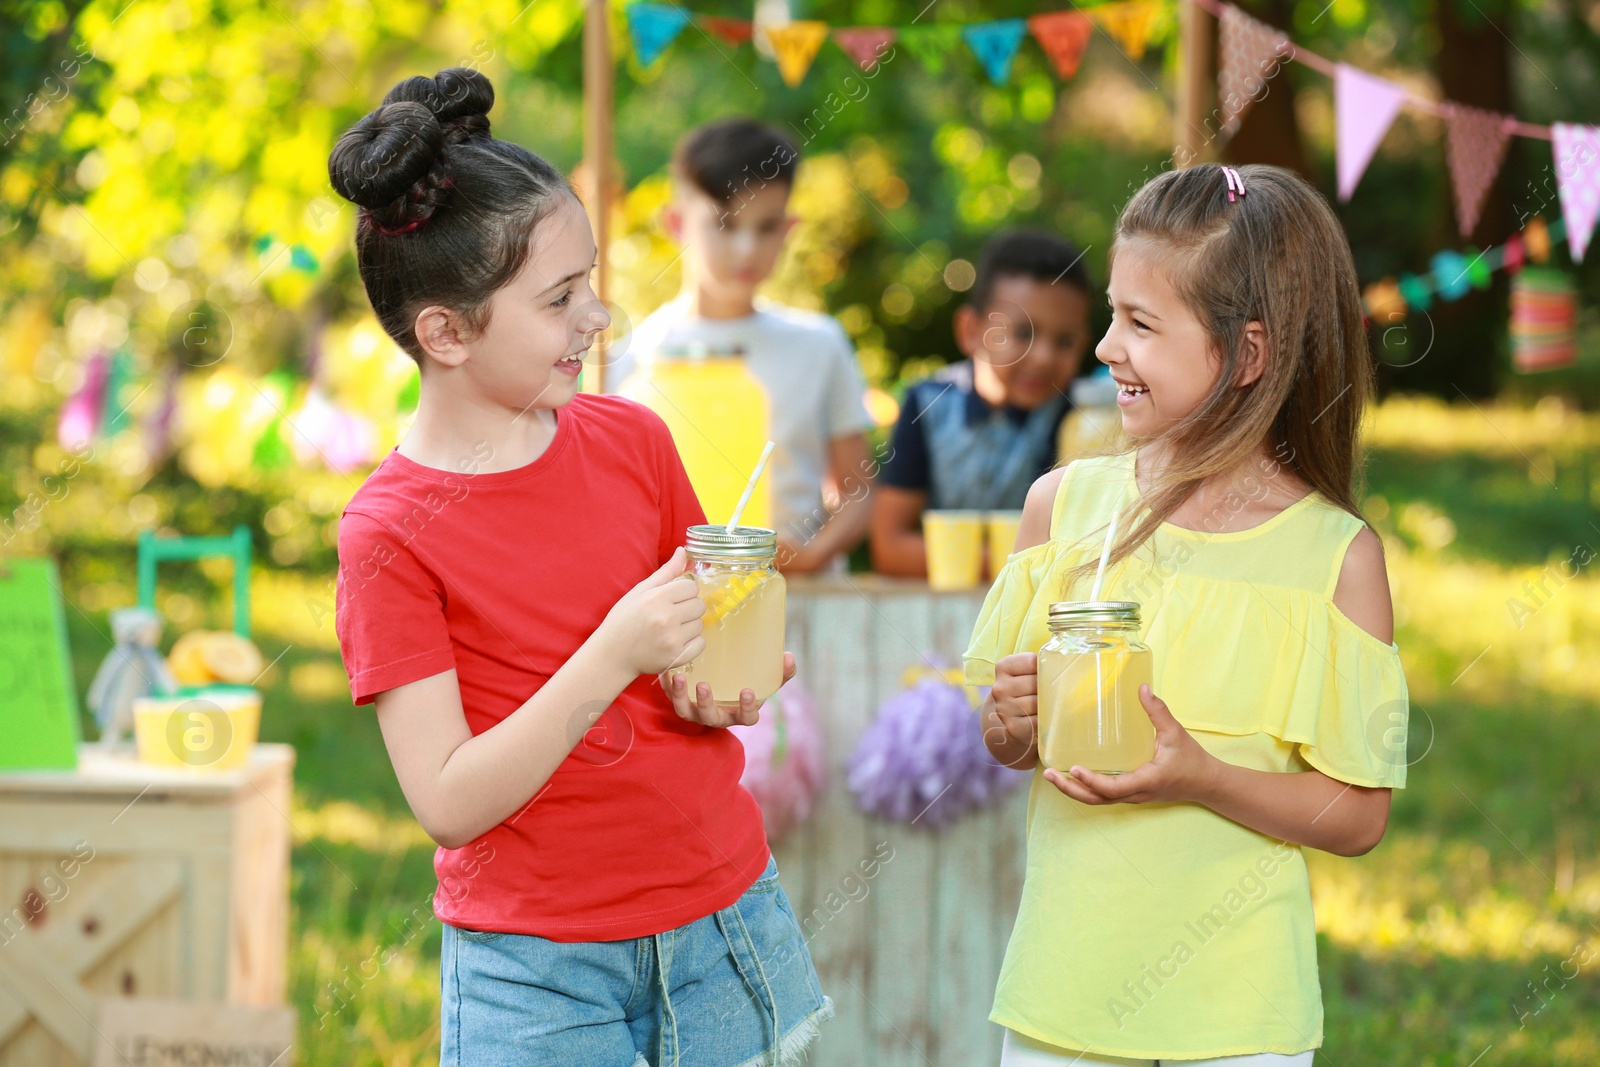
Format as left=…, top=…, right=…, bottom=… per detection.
left=1175, top=0, right=1212, bottom=167
left=581, top=0, right=614, bottom=393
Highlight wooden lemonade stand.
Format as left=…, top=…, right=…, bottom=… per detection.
left=0, top=542, right=294, bottom=1065
left=0, top=747, right=295, bottom=1066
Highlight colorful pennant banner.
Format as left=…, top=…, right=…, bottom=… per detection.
left=1361, top=216, right=1569, bottom=329
left=621, top=0, right=1600, bottom=266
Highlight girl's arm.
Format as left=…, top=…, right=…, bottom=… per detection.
left=979, top=468, right=1066, bottom=770
left=376, top=548, right=790, bottom=850
left=1047, top=526, right=1397, bottom=858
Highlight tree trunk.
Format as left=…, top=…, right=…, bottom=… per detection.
left=1399, top=0, right=1516, bottom=399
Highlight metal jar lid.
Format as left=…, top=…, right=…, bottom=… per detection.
left=1046, top=600, right=1141, bottom=627
left=686, top=524, right=778, bottom=560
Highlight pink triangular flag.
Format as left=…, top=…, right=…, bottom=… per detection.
left=832, top=26, right=896, bottom=72
left=1217, top=4, right=1290, bottom=136
left=1444, top=104, right=1513, bottom=237
left=1553, top=123, right=1600, bottom=263
left=1335, top=64, right=1408, bottom=202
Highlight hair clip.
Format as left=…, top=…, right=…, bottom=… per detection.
left=1222, top=166, right=1246, bottom=203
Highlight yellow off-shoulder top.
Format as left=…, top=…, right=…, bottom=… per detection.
left=963, top=451, right=1409, bottom=1059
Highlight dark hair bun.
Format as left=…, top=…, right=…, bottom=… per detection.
left=384, top=67, right=493, bottom=142
left=328, top=68, right=494, bottom=230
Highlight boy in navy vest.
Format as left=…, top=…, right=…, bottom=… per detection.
left=871, top=230, right=1093, bottom=577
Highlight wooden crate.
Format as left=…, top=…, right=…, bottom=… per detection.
left=0, top=744, right=294, bottom=1066
left=777, top=576, right=1029, bottom=1067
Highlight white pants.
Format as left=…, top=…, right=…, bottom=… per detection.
left=1000, top=1029, right=1317, bottom=1067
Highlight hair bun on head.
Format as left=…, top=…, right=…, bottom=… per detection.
left=383, top=67, right=493, bottom=143
left=328, top=68, right=495, bottom=234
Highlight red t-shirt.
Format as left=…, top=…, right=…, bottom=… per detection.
left=334, top=394, right=769, bottom=941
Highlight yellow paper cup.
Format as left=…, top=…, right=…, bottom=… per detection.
left=985, top=510, right=1024, bottom=578
left=924, top=510, right=985, bottom=590
left=134, top=688, right=261, bottom=772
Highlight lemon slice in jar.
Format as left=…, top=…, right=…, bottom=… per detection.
left=702, top=571, right=770, bottom=625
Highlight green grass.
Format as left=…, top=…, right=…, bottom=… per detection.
left=55, top=396, right=1600, bottom=1065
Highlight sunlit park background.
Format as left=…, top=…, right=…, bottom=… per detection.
left=3, top=0, right=1600, bottom=1063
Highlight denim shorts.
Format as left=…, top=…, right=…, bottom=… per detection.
left=440, top=855, right=832, bottom=1066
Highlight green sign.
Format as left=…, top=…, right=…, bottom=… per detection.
left=0, top=558, right=81, bottom=770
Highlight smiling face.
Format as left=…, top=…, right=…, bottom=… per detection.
left=1095, top=237, right=1224, bottom=439
left=959, top=274, right=1092, bottom=411
left=671, top=180, right=794, bottom=306
left=420, top=195, right=609, bottom=414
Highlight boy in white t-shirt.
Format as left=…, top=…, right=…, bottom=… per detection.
left=605, top=118, right=874, bottom=573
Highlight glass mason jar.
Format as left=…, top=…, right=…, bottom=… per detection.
left=683, top=525, right=787, bottom=707
left=1036, top=601, right=1155, bottom=774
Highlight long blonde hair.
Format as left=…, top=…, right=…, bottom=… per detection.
left=1063, top=163, right=1373, bottom=592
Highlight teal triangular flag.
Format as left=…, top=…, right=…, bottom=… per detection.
left=628, top=2, right=692, bottom=68
left=101, top=345, right=134, bottom=436
left=962, top=18, right=1027, bottom=86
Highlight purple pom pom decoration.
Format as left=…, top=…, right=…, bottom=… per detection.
left=846, top=672, right=1024, bottom=829
left=731, top=677, right=827, bottom=844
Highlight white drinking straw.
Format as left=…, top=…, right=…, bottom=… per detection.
left=726, top=440, right=776, bottom=533
left=1088, top=491, right=1122, bottom=602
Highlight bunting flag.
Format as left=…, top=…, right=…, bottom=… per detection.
left=962, top=18, right=1027, bottom=86
left=833, top=26, right=896, bottom=72
left=1525, top=217, right=1552, bottom=263
left=1359, top=217, right=1569, bottom=325
left=1429, top=250, right=1472, bottom=302
left=764, top=21, right=830, bottom=87
left=1335, top=64, right=1407, bottom=202
left=1028, top=10, right=1093, bottom=80
left=101, top=345, right=133, bottom=436
left=1218, top=4, right=1289, bottom=136
left=627, top=2, right=692, bottom=68
left=1091, top=0, right=1160, bottom=61
left=701, top=15, right=753, bottom=47
left=1552, top=123, right=1600, bottom=263
left=900, top=24, right=960, bottom=75
left=1443, top=104, right=1513, bottom=237
left=58, top=350, right=108, bottom=449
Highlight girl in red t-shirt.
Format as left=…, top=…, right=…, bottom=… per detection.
left=328, top=68, right=830, bottom=1066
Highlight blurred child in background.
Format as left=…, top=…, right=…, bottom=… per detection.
left=871, top=230, right=1093, bottom=577
left=607, top=118, right=875, bottom=573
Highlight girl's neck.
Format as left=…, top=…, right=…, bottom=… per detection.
left=1135, top=440, right=1308, bottom=511
left=398, top=388, right=559, bottom=475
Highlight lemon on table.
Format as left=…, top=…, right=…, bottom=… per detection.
left=167, top=631, right=216, bottom=685
left=200, top=632, right=265, bottom=683
left=167, top=630, right=265, bottom=685
left=702, top=571, right=769, bottom=625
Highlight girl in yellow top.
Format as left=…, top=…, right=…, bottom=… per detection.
left=964, top=163, right=1408, bottom=1066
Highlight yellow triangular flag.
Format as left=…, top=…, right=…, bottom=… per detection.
left=1091, top=0, right=1160, bottom=61
left=764, top=21, right=830, bottom=86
